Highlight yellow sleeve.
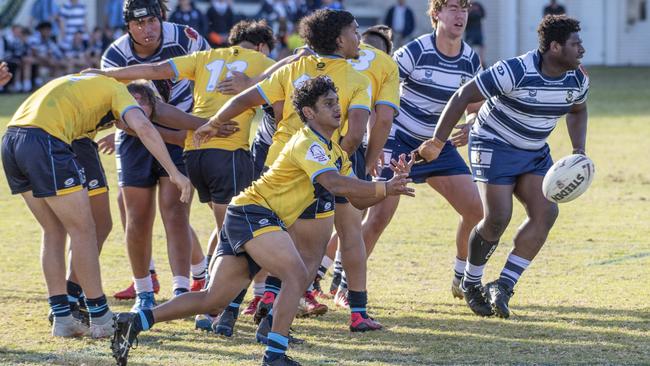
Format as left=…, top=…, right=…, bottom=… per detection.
left=339, top=151, right=354, bottom=177
left=169, top=52, right=200, bottom=81
left=112, top=83, right=142, bottom=122
left=290, top=139, right=340, bottom=183
left=375, top=61, right=400, bottom=114
left=256, top=64, right=290, bottom=105
left=348, top=73, right=372, bottom=114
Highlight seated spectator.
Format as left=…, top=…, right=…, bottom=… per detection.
left=207, top=0, right=235, bottom=47
left=62, top=31, right=88, bottom=74
left=4, top=25, right=33, bottom=92
left=106, top=0, right=124, bottom=30
left=30, top=0, right=60, bottom=38
left=170, top=0, right=208, bottom=37
left=29, top=21, right=65, bottom=86
left=322, top=0, right=343, bottom=10
left=87, top=27, right=104, bottom=68
left=59, top=0, right=87, bottom=43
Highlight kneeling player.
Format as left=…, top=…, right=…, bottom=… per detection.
left=111, top=76, right=413, bottom=366
left=1, top=74, right=192, bottom=338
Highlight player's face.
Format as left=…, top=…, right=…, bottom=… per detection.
left=434, top=0, right=469, bottom=39
left=560, top=33, right=585, bottom=69
left=128, top=16, right=162, bottom=47
left=312, top=90, right=341, bottom=129
left=338, top=21, right=361, bottom=59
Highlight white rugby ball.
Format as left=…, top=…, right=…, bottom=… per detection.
left=542, top=154, right=595, bottom=203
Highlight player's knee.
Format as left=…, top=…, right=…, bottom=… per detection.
left=534, top=203, right=559, bottom=230
left=482, top=212, right=510, bottom=238
left=279, top=260, right=308, bottom=289
left=96, top=216, right=113, bottom=245
left=364, top=210, right=392, bottom=233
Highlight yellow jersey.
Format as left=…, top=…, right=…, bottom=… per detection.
left=256, top=54, right=371, bottom=165
left=233, top=126, right=352, bottom=227
left=348, top=43, right=400, bottom=113
left=169, top=46, right=276, bottom=151
left=9, top=74, right=140, bottom=145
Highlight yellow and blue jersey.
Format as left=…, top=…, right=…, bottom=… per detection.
left=232, top=126, right=353, bottom=227
left=348, top=43, right=400, bottom=113
left=255, top=54, right=371, bottom=164
left=8, top=74, right=140, bottom=145
left=169, top=46, right=276, bottom=151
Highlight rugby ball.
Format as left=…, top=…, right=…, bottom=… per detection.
left=542, top=154, right=595, bottom=203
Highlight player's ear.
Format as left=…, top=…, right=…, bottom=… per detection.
left=302, top=106, right=316, bottom=121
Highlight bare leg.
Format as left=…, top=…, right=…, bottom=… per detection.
left=158, top=178, right=192, bottom=279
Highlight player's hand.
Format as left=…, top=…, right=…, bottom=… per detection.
left=97, top=133, right=116, bottom=154
left=170, top=173, right=192, bottom=203
left=451, top=123, right=471, bottom=147
left=415, top=138, right=445, bottom=163
left=390, top=153, right=415, bottom=176
left=80, top=68, right=106, bottom=76
left=367, top=156, right=383, bottom=178
left=217, top=71, right=252, bottom=95
left=214, top=120, right=240, bottom=137
left=193, top=120, right=220, bottom=147
left=385, top=173, right=414, bottom=197
left=0, top=62, right=13, bottom=87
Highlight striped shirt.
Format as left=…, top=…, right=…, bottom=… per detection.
left=101, top=22, right=209, bottom=113
left=59, top=1, right=86, bottom=42
left=393, top=32, right=482, bottom=140
left=473, top=50, right=589, bottom=150
left=255, top=105, right=277, bottom=146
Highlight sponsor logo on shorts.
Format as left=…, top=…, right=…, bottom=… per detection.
left=89, top=179, right=99, bottom=188
left=64, top=178, right=75, bottom=187
left=324, top=202, right=332, bottom=211
left=306, top=143, right=330, bottom=165
left=258, top=218, right=270, bottom=226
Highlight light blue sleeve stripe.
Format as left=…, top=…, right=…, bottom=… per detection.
left=375, top=101, right=399, bottom=116
left=120, top=105, right=145, bottom=125
left=310, top=167, right=338, bottom=183
left=256, top=85, right=272, bottom=105
left=349, top=104, right=371, bottom=113
left=168, top=60, right=180, bottom=82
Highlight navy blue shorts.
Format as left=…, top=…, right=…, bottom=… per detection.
left=299, top=186, right=336, bottom=219
left=216, top=204, right=287, bottom=278
left=335, top=146, right=370, bottom=204
left=184, top=148, right=254, bottom=204
left=2, top=127, right=85, bottom=197
left=115, top=131, right=186, bottom=188
left=468, top=135, right=553, bottom=185
left=251, top=137, right=270, bottom=180
left=71, top=137, right=108, bottom=196
left=380, top=130, right=470, bottom=183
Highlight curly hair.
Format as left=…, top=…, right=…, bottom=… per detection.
left=298, top=9, right=356, bottom=55
left=228, top=20, right=275, bottom=50
left=127, top=80, right=158, bottom=116
left=362, top=25, right=393, bottom=55
left=428, top=0, right=471, bottom=28
left=537, top=15, right=581, bottom=53
left=293, top=76, right=338, bottom=124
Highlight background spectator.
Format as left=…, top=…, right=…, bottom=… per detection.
left=170, top=0, right=208, bottom=37
left=322, top=0, right=344, bottom=10
left=59, top=0, right=87, bottom=43
left=207, top=0, right=235, bottom=47
left=544, top=0, right=566, bottom=16
left=62, top=30, right=88, bottom=74
left=29, top=21, right=65, bottom=87
left=4, top=25, right=33, bottom=92
left=465, top=1, right=486, bottom=66
left=384, top=0, right=414, bottom=49
left=87, top=27, right=104, bottom=68
left=105, top=0, right=125, bottom=31
left=30, top=0, right=60, bottom=37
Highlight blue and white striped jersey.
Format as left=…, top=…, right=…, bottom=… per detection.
left=101, top=22, right=209, bottom=113
left=473, top=50, right=589, bottom=150
left=393, top=32, right=482, bottom=141
left=59, top=1, right=86, bottom=42
left=255, top=104, right=277, bottom=146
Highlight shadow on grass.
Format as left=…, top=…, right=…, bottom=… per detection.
left=0, top=346, right=149, bottom=366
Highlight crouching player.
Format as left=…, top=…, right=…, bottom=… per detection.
left=111, top=76, right=414, bottom=366
left=1, top=73, right=192, bottom=337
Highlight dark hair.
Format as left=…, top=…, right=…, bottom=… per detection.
left=293, top=76, right=338, bottom=123
left=428, top=0, right=471, bottom=28
left=36, top=21, right=53, bottom=31
left=228, top=20, right=276, bottom=50
left=298, top=9, right=356, bottom=55
left=362, top=25, right=393, bottom=55
left=537, top=15, right=581, bottom=53
left=127, top=80, right=157, bottom=115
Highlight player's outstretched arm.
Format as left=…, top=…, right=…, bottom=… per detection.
left=340, top=109, right=370, bottom=156
left=418, top=81, right=486, bottom=162
left=82, top=61, right=175, bottom=81
left=566, top=101, right=588, bottom=155
left=121, top=108, right=192, bottom=202
left=152, top=100, right=239, bottom=137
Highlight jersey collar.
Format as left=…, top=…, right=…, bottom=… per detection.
left=308, top=126, right=332, bottom=149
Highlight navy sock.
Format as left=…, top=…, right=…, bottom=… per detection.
left=264, top=276, right=282, bottom=296
left=66, top=281, right=82, bottom=305
left=348, top=290, right=368, bottom=319
left=86, top=295, right=109, bottom=318
left=135, top=309, right=155, bottom=331
left=264, top=332, right=288, bottom=362
left=173, top=288, right=189, bottom=297
left=267, top=308, right=274, bottom=327
left=497, top=253, right=531, bottom=291
left=226, top=289, right=247, bottom=317
left=49, top=294, right=71, bottom=318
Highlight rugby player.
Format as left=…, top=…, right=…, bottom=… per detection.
left=418, top=14, right=589, bottom=318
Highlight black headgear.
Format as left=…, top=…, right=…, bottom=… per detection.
left=123, top=0, right=164, bottom=24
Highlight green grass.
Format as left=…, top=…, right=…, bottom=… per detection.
left=1, top=67, right=649, bottom=365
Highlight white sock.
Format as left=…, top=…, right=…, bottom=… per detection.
left=454, top=257, right=466, bottom=279
left=134, top=275, right=153, bottom=293
left=148, top=258, right=156, bottom=272
left=321, top=255, right=334, bottom=270
left=253, top=281, right=265, bottom=297
left=172, top=276, right=190, bottom=292
left=191, top=260, right=207, bottom=278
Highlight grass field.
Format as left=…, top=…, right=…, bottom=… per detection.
left=1, top=67, right=649, bottom=365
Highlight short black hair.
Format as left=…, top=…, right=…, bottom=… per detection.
left=537, top=15, right=581, bottom=53
left=36, top=21, right=53, bottom=31
left=362, top=25, right=393, bottom=55
left=127, top=80, right=157, bottom=115
left=293, top=76, right=338, bottom=123
left=228, top=20, right=275, bottom=50
left=299, top=9, right=356, bottom=55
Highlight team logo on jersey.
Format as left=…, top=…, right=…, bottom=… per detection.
left=184, top=27, right=198, bottom=41
left=306, top=143, right=330, bottom=165
left=529, top=90, right=537, bottom=97
left=317, top=62, right=326, bottom=69
left=566, top=90, right=574, bottom=103
left=460, top=75, right=468, bottom=86
left=425, top=69, right=433, bottom=79
left=233, top=48, right=239, bottom=55
left=258, top=218, right=270, bottom=226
